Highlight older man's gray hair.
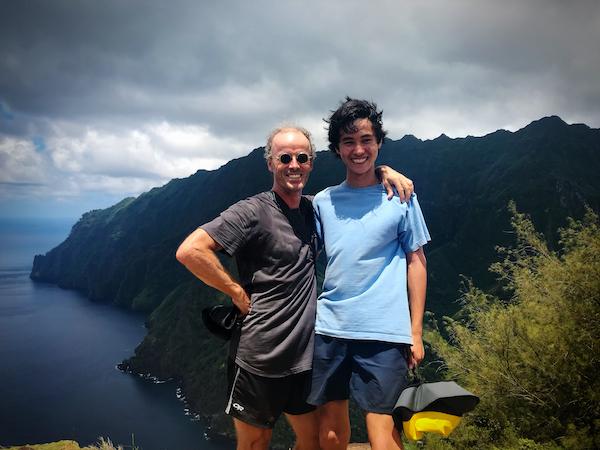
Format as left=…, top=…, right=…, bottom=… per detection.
left=264, top=125, right=317, bottom=161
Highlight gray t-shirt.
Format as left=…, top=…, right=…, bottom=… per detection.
left=201, top=191, right=317, bottom=377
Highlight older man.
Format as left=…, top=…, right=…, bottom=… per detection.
left=176, top=125, right=412, bottom=450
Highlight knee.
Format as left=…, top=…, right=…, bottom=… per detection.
left=319, top=426, right=349, bottom=450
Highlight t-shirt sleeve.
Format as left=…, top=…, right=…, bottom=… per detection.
left=398, top=193, right=431, bottom=253
left=200, top=199, right=255, bottom=257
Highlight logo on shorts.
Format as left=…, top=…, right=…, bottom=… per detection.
left=232, top=402, right=245, bottom=412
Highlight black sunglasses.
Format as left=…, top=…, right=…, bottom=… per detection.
left=273, top=152, right=312, bottom=165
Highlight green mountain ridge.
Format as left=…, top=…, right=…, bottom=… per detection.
left=29, top=116, right=600, bottom=445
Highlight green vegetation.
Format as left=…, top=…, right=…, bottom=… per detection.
left=31, top=117, right=600, bottom=317
left=3, top=437, right=126, bottom=450
left=28, top=117, right=600, bottom=449
left=424, top=203, right=600, bottom=449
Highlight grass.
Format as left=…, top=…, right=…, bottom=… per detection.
left=86, top=437, right=127, bottom=450
left=2, top=436, right=137, bottom=450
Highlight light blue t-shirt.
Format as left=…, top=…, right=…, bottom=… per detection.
left=313, top=182, right=431, bottom=344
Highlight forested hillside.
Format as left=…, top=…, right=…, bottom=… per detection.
left=30, top=116, right=600, bottom=448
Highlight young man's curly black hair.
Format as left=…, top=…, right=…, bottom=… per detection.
left=325, top=97, right=388, bottom=157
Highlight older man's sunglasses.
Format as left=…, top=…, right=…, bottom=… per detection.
left=273, top=152, right=312, bottom=164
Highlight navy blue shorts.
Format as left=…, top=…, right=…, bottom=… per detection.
left=225, top=358, right=316, bottom=429
left=307, top=335, right=409, bottom=414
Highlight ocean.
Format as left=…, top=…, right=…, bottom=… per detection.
left=0, top=218, right=234, bottom=450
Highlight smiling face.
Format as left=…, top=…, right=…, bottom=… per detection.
left=267, top=129, right=314, bottom=203
left=336, top=118, right=382, bottom=187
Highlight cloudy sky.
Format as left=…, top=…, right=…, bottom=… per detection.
left=1, top=0, right=599, bottom=219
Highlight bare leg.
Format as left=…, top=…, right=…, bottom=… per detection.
left=365, top=412, right=403, bottom=450
left=285, top=410, right=320, bottom=450
left=317, top=400, right=351, bottom=450
left=234, top=418, right=273, bottom=450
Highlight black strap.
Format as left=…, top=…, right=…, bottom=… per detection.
left=269, top=191, right=316, bottom=247
left=406, top=367, right=424, bottom=388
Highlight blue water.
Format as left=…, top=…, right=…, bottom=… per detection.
left=0, top=218, right=234, bottom=450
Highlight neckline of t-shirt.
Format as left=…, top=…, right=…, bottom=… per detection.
left=270, top=190, right=303, bottom=213
left=341, top=181, right=384, bottom=191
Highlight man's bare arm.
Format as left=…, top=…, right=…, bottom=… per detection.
left=176, top=228, right=250, bottom=315
left=406, top=246, right=427, bottom=369
left=375, top=165, right=415, bottom=202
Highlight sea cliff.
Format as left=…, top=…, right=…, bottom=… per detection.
left=30, top=116, right=600, bottom=447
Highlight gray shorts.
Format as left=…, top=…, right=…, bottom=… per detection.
left=225, top=358, right=316, bottom=429
left=307, top=335, right=409, bottom=414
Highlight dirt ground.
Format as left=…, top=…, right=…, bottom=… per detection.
left=348, top=444, right=371, bottom=450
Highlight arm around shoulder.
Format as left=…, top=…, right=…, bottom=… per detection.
left=375, top=165, right=414, bottom=202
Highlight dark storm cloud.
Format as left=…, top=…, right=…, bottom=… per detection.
left=0, top=0, right=599, bottom=217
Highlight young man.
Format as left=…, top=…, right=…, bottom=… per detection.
left=308, top=98, right=430, bottom=450
left=176, top=125, right=413, bottom=450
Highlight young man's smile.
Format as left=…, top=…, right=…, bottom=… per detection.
left=336, top=118, right=382, bottom=187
